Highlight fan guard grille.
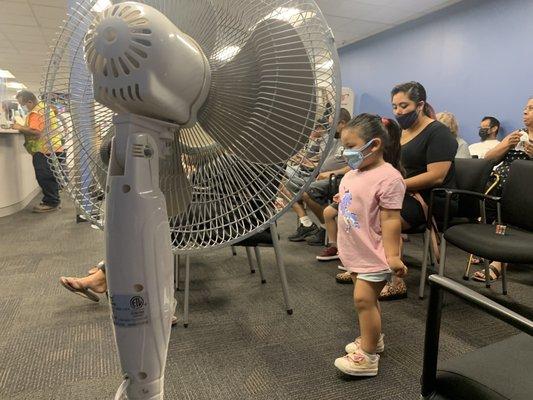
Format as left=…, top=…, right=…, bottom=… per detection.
left=42, top=0, right=341, bottom=253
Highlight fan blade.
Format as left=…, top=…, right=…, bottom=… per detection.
left=200, top=17, right=316, bottom=164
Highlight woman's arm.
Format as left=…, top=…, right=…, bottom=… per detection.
left=380, top=208, right=407, bottom=277
left=404, top=161, right=452, bottom=191
left=485, top=131, right=522, bottom=162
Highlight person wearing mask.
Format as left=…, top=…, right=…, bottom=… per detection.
left=333, top=113, right=407, bottom=376
left=11, top=90, right=63, bottom=212
left=468, top=116, right=501, bottom=158
left=471, top=98, right=533, bottom=282
left=436, top=111, right=471, bottom=158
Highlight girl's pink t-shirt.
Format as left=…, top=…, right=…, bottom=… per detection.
left=337, top=162, right=406, bottom=273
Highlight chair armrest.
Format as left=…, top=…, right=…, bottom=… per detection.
left=428, top=275, right=533, bottom=332
left=428, top=188, right=501, bottom=230
left=431, top=188, right=501, bottom=203
left=421, top=275, right=533, bottom=398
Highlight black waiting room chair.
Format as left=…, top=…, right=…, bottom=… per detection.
left=421, top=275, right=533, bottom=400
left=437, top=160, right=533, bottom=295
left=418, top=157, right=495, bottom=298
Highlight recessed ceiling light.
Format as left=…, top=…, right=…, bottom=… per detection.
left=0, top=69, right=15, bottom=79
left=6, top=82, right=27, bottom=89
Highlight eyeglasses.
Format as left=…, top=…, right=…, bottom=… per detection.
left=524, top=106, right=533, bottom=112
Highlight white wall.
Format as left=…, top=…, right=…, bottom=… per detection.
left=0, top=132, right=39, bottom=217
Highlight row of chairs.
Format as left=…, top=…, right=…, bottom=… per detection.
left=173, top=159, right=533, bottom=328
left=422, top=159, right=533, bottom=298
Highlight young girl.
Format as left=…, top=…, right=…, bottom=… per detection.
left=333, top=113, right=407, bottom=377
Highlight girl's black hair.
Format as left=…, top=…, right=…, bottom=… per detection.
left=391, top=81, right=436, bottom=119
left=344, top=113, right=404, bottom=175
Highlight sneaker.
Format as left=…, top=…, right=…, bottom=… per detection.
left=335, top=271, right=353, bottom=284
left=288, top=223, right=319, bottom=242
left=334, top=350, right=379, bottom=377
left=306, top=228, right=326, bottom=246
left=345, top=334, right=385, bottom=354
left=316, top=246, right=339, bottom=261
left=32, top=203, right=60, bottom=213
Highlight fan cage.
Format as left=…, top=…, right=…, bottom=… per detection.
left=42, top=0, right=341, bottom=253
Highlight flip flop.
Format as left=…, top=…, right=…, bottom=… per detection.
left=59, top=277, right=100, bottom=302
left=471, top=265, right=501, bottom=283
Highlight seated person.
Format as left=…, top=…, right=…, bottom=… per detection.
left=436, top=111, right=471, bottom=158
left=282, top=117, right=329, bottom=196
left=286, top=108, right=351, bottom=244
left=472, top=98, right=533, bottom=282
left=468, top=116, right=501, bottom=158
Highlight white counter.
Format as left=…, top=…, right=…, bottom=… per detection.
left=0, top=130, right=40, bottom=217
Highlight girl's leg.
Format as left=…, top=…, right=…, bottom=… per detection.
left=324, top=205, right=338, bottom=246
left=354, top=277, right=387, bottom=354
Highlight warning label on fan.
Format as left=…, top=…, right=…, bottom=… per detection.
left=111, top=294, right=150, bottom=327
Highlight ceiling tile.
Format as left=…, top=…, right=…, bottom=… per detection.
left=30, top=4, right=66, bottom=19
left=1, top=1, right=34, bottom=16
left=0, top=14, right=38, bottom=26
left=29, top=0, right=67, bottom=6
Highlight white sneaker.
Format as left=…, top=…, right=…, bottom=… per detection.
left=334, top=350, right=379, bottom=376
left=345, top=333, right=385, bottom=354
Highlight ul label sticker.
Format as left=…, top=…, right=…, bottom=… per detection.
left=111, top=293, right=150, bottom=327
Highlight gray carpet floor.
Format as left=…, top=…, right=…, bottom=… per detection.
left=0, top=197, right=531, bottom=400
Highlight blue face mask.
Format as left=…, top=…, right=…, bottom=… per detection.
left=343, top=139, right=376, bottom=170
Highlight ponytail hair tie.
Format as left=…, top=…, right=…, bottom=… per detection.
left=381, top=117, right=389, bottom=126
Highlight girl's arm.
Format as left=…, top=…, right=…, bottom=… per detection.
left=380, top=208, right=407, bottom=277
left=404, top=161, right=452, bottom=192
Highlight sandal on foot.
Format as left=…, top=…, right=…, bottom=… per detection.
left=471, top=265, right=500, bottom=283
left=59, top=277, right=100, bottom=302
left=378, top=279, right=407, bottom=301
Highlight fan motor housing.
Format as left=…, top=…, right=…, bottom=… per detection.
left=84, top=1, right=211, bottom=126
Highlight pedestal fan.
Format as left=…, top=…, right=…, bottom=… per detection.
left=42, top=0, right=340, bottom=398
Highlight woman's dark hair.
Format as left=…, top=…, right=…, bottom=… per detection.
left=391, top=81, right=436, bottom=119
left=344, top=113, right=404, bottom=175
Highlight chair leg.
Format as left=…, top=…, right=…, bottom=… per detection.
left=437, top=238, right=448, bottom=276
left=270, top=222, right=293, bottom=315
left=174, top=253, right=180, bottom=291
left=183, top=255, right=190, bottom=328
left=253, top=247, right=266, bottom=284
left=463, top=254, right=474, bottom=280
left=231, top=246, right=237, bottom=256
left=501, top=263, right=508, bottom=295
left=419, top=229, right=431, bottom=299
left=245, top=247, right=255, bottom=274
left=483, top=258, right=491, bottom=289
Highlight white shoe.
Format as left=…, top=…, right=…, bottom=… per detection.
left=334, top=350, right=379, bottom=376
left=345, top=334, right=385, bottom=354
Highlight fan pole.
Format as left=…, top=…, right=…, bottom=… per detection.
left=105, top=113, right=177, bottom=399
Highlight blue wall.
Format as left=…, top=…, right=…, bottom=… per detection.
left=338, top=0, right=533, bottom=144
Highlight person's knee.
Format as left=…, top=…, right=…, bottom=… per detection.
left=354, top=291, right=373, bottom=310
left=302, top=191, right=310, bottom=203
left=324, top=206, right=337, bottom=221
